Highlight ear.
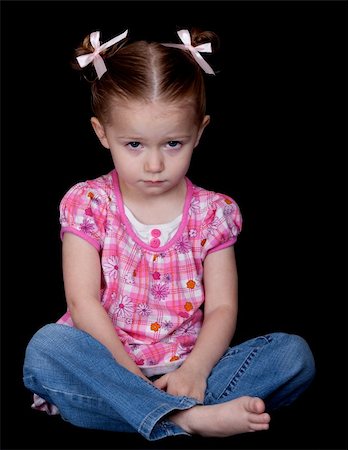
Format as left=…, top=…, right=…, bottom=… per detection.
left=90, top=117, right=110, bottom=149
left=194, top=115, right=210, bottom=148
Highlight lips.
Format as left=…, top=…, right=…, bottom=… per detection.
left=144, top=180, right=164, bottom=184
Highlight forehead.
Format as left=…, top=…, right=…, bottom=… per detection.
left=106, top=99, right=198, bottom=131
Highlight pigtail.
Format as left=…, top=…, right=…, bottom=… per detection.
left=71, top=32, right=129, bottom=82
left=189, top=28, right=220, bottom=54
left=70, top=35, right=93, bottom=82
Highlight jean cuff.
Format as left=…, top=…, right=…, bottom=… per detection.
left=139, top=396, right=197, bottom=440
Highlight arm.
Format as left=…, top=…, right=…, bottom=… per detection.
left=62, top=232, right=148, bottom=380
left=154, top=245, right=238, bottom=400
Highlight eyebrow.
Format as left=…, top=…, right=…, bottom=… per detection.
left=117, top=135, right=192, bottom=140
left=117, top=136, right=143, bottom=140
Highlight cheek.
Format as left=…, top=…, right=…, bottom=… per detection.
left=115, top=159, right=139, bottom=179
left=110, top=150, right=131, bottom=168
left=169, top=155, right=192, bottom=176
left=178, top=149, right=194, bottom=166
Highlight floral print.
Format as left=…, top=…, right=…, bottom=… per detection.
left=79, top=217, right=95, bottom=234
left=88, top=191, right=101, bottom=206
left=163, top=273, right=172, bottom=283
left=58, top=170, right=242, bottom=376
left=184, top=302, right=193, bottom=311
left=103, top=256, right=119, bottom=279
left=162, top=320, right=173, bottom=330
left=186, top=280, right=196, bottom=289
left=173, top=323, right=197, bottom=337
left=124, top=273, right=135, bottom=285
left=151, top=283, right=170, bottom=301
left=137, top=303, right=151, bottom=317
left=189, top=197, right=201, bottom=215
left=150, top=322, right=161, bottom=332
left=109, top=294, right=133, bottom=320
left=206, top=217, right=220, bottom=236
left=175, top=235, right=191, bottom=254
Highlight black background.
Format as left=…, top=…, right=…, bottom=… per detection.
left=1, top=1, right=346, bottom=449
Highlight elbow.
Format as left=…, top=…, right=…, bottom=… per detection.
left=66, top=295, right=100, bottom=324
left=205, top=303, right=238, bottom=323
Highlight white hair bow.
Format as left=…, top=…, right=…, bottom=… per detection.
left=76, top=30, right=128, bottom=79
left=162, top=29, right=215, bottom=75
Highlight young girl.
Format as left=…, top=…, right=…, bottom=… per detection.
left=23, top=27, right=315, bottom=441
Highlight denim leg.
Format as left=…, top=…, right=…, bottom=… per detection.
left=204, top=333, right=315, bottom=410
left=23, top=324, right=198, bottom=441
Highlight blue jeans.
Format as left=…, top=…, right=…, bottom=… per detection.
left=23, top=324, right=315, bottom=441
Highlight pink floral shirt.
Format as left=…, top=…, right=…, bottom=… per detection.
left=57, top=169, right=242, bottom=376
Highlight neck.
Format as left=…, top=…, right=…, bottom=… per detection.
left=120, top=179, right=187, bottom=225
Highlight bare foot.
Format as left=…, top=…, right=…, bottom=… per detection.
left=169, top=396, right=270, bottom=437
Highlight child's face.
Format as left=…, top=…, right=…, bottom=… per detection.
left=91, top=99, right=209, bottom=200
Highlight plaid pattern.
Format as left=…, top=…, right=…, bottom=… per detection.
left=57, top=170, right=242, bottom=376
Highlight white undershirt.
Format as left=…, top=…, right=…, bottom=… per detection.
left=124, top=205, right=182, bottom=247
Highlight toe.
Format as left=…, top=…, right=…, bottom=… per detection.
left=248, top=396, right=266, bottom=414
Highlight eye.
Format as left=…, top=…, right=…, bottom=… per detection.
left=166, top=141, right=182, bottom=150
left=127, top=141, right=142, bottom=150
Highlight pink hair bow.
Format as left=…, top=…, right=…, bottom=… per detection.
left=76, top=30, right=128, bottom=79
left=162, top=29, right=215, bottom=75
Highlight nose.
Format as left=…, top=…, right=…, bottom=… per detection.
left=144, top=149, right=164, bottom=173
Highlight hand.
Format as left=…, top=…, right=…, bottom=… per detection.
left=153, top=365, right=207, bottom=403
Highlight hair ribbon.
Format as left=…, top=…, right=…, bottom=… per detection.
left=162, top=29, right=215, bottom=75
left=76, top=30, right=128, bottom=79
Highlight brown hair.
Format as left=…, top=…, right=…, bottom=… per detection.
left=72, top=28, right=219, bottom=124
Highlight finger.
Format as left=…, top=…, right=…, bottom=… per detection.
left=193, top=393, right=205, bottom=403
left=153, top=375, right=168, bottom=390
left=187, top=390, right=205, bottom=403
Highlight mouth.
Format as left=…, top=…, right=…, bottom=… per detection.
left=143, top=180, right=165, bottom=185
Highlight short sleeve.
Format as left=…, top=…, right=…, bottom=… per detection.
left=59, top=181, right=109, bottom=251
left=201, top=194, right=242, bottom=258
